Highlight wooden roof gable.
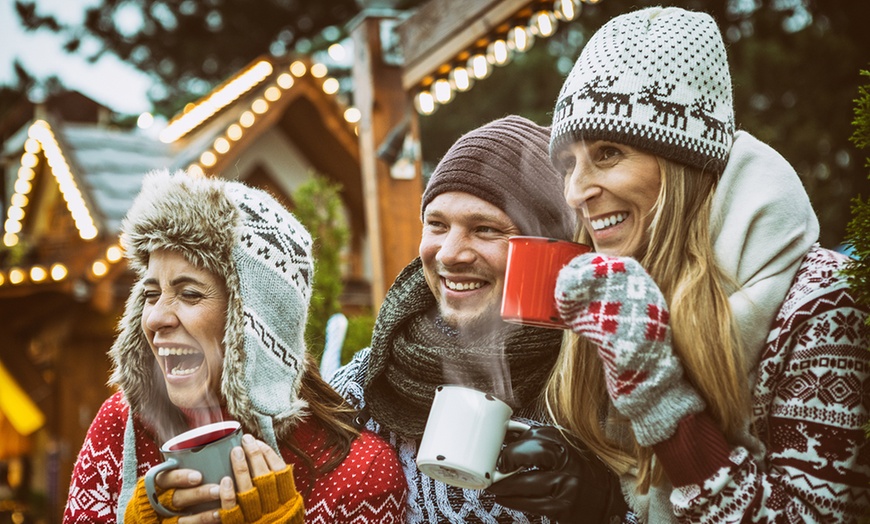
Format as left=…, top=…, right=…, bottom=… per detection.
left=0, top=53, right=364, bottom=306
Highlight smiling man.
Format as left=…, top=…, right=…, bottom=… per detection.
left=330, top=115, right=577, bottom=523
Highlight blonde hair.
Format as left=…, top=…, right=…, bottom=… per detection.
left=546, top=158, right=750, bottom=491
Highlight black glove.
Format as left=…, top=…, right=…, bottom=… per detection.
left=486, top=426, right=628, bottom=524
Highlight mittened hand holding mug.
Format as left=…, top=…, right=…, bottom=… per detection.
left=501, top=236, right=591, bottom=329
left=416, top=385, right=530, bottom=490
left=144, top=420, right=242, bottom=517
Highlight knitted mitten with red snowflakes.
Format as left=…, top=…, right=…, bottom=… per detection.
left=555, top=253, right=705, bottom=446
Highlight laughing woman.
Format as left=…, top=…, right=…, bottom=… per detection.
left=63, top=170, right=406, bottom=523
left=489, top=7, right=870, bottom=523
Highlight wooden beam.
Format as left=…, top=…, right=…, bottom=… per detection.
left=398, top=0, right=534, bottom=91
left=351, top=13, right=424, bottom=309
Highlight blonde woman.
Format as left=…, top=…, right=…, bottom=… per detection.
left=489, top=7, right=870, bottom=523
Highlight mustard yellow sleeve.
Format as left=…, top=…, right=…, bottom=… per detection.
left=218, top=466, right=303, bottom=524
left=123, top=477, right=180, bottom=524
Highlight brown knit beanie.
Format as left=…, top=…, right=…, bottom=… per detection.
left=421, top=115, right=575, bottom=241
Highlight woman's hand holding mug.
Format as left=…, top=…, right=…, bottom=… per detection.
left=135, top=430, right=302, bottom=523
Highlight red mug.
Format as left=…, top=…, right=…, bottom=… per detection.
left=500, top=236, right=592, bottom=329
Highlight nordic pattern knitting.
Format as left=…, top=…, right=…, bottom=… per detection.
left=332, top=349, right=642, bottom=524
left=364, top=257, right=563, bottom=438
left=550, top=7, right=734, bottom=174
left=555, top=253, right=704, bottom=446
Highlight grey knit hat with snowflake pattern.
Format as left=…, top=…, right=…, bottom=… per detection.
left=550, top=7, right=735, bottom=175
left=111, top=169, right=312, bottom=450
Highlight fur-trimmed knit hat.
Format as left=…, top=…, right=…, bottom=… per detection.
left=110, top=169, right=313, bottom=449
left=550, top=7, right=735, bottom=175
left=421, top=115, right=575, bottom=241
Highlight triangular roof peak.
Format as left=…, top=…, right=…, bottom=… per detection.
left=158, top=54, right=358, bottom=152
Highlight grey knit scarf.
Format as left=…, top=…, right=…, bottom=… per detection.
left=364, top=258, right=564, bottom=438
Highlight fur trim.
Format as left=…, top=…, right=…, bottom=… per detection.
left=110, top=169, right=311, bottom=443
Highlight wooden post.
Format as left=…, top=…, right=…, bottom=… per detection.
left=350, top=12, right=424, bottom=310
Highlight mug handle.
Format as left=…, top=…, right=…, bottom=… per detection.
left=491, top=420, right=532, bottom=484
left=144, top=458, right=185, bottom=517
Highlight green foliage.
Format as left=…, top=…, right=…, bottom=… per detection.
left=292, top=172, right=349, bottom=363
left=341, top=312, right=376, bottom=365
left=12, top=0, right=426, bottom=116
left=843, top=69, right=870, bottom=310
left=853, top=70, right=870, bottom=156
left=844, top=195, right=870, bottom=306
left=842, top=68, right=870, bottom=455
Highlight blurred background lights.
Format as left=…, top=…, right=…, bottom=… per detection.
left=507, top=25, right=534, bottom=53
left=29, top=266, right=47, bottom=282
left=290, top=61, right=307, bottom=77
left=414, top=90, right=436, bottom=115
left=106, top=245, right=123, bottom=263
left=264, top=86, right=282, bottom=101
left=328, top=43, right=347, bottom=61
left=227, top=124, right=243, bottom=141
left=531, top=11, right=558, bottom=37
left=159, top=60, right=273, bottom=143
left=410, top=0, right=602, bottom=115
left=467, top=54, right=492, bottom=80
left=200, top=151, right=217, bottom=167
left=50, top=263, right=68, bottom=281
left=239, top=111, right=256, bottom=128
left=556, top=0, right=581, bottom=21
left=322, top=78, right=340, bottom=95
left=449, top=66, right=473, bottom=92
left=432, top=78, right=454, bottom=104
left=91, top=260, right=108, bottom=277
left=310, top=62, right=328, bottom=78
left=343, top=107, right=361, bottom=123
left=487, top=39, right=512, bottom=66
left=9, top=268, right=24, bottom=285
left=136, top=112, right=154, bottom=129
left=251, top=98, right=269, bottom=114
left=277, top=73, right=294, bottom=89
left=214, top=137, right=230, bottom=154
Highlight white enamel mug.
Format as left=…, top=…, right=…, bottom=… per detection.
left=416, top=385, right=530, bottom=490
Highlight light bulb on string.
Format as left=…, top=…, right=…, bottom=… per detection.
left=467, top=53, right=492, bottom=80
left=555, top=0, right=582, bottom=21
left=414, top=89, right=437, bottom=115
left=530, top=10, right=558, bottom=37
left=449, top=65, right=474, bottom=92
left=487, top=39, right=513, bottom=67
left=432, top=78, right=454, bottom=104
left=507, top=25, right=535, bottom=53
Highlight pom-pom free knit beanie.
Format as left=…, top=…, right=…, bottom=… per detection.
left=550, top=7, right=735, bottom=175
left=421, top=115, right=575, bottom=241
left=111, top=169, right=312, bottom=449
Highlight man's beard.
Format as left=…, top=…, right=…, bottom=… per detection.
left=438, top=304, right=507, bottom=341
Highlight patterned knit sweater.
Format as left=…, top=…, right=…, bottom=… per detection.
left=330, top=357, right=556, bottom=524
left=631, top=246, right=870, bottom=523
left=62, top=391, right=407, bottom=523
left=330, top=246, right=870, bottom=523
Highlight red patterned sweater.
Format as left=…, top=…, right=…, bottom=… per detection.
left=646, top=246, right=870, bottom=522
left=62, top=391, right=407, bottom=523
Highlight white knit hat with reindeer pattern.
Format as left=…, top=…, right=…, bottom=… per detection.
left=550, top=6, right=734, bottom=175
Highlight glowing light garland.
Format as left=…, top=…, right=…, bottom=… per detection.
left=413, top=0, right=600, bottom=115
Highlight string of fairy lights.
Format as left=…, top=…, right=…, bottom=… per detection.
left=167, top=56, right=360, bottom=177
left=0, top=55, right=357, bottom=289
left=412, top=0, right=598, bottom=115
left=0, top=119, right=123, bottom=288
left=0, top=0, right=599, bottom=289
